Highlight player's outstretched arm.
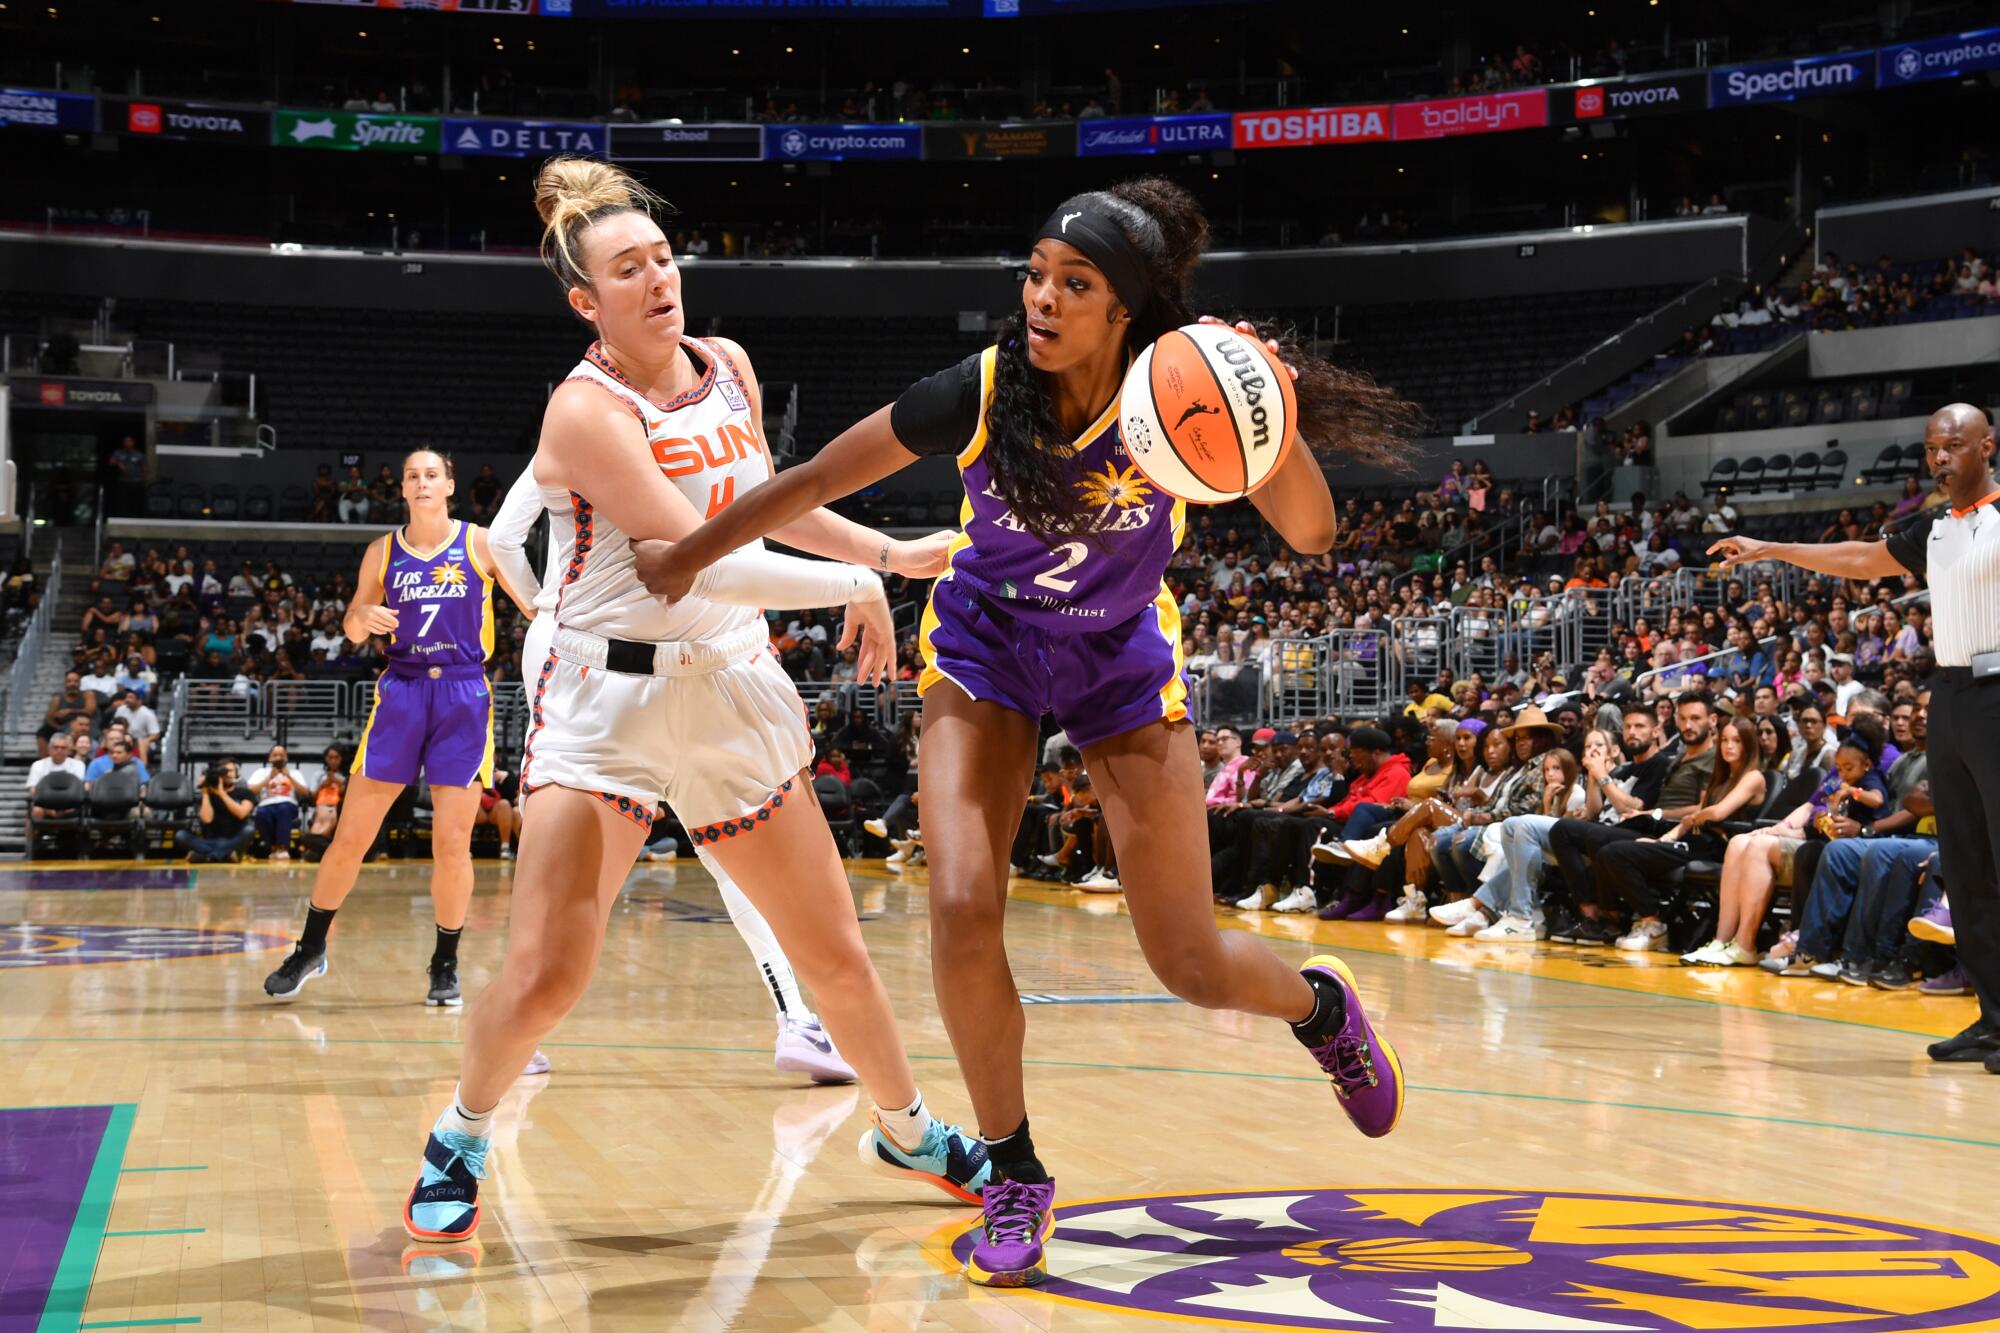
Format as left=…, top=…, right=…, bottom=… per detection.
left=635, top=404, right=920, bottom=601
left=1706, top=534, right=1906, bottom=579
left=470, top=526, right=536, bottom=621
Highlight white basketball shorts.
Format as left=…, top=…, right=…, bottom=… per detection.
left=518, top=619, right=814, bottom=841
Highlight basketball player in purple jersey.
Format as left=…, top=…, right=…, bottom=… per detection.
left=265, top=449, right=534, bottom=1008
left=641, top=178, right=1422, bottom=1286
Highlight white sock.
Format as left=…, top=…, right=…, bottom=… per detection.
left=877, top=1091, right=933, bottom=1152
left=699, top=845, right=811, bottom=1021
left=438, top=1084, right=494, bottom=1139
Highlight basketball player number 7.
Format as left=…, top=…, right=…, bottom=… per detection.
left=416, top=604, right=440, bottom=639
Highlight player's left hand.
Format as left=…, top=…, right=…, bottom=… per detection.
left=839, top=591, right=896, bottom=686
left=888, top=531, right=956, bottom=580
left=633, top=539, right=695, bottom=602
left=1196, top=315, right=1299, bottom=381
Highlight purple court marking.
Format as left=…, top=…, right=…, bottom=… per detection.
left=0, top=1106, right=110, bottom=1333
left=946, top=1187, right=2000, bottom=1331
left=0, top=870, right=194, bottom=893
left=0, top=924, right=291, bottom=969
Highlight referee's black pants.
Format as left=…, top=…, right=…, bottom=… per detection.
left=1928, top=669, right=2000, bottom=1026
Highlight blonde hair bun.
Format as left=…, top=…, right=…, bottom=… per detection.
left=535, top=155, right=666, bottom=288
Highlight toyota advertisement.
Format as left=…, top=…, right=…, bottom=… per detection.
left=765, top=124, right=923, bottom=162
left=111, top=98, right=271, bottom=144
left=1556, top=73, right=1709, bottom=123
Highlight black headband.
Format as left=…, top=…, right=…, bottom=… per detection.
left=1035, top=196, right=1150, bottom=318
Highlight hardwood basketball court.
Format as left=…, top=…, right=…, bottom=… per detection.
left=6, top=856, right=1997, bottom=1332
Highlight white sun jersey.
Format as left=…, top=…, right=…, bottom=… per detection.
left=539, top=338, right=771, bottom=644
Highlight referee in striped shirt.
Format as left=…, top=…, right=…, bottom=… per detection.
left=1710, top=403, right=2000, bottom=1070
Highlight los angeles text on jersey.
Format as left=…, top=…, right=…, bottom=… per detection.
left=391, top=571, right=474, bottom=599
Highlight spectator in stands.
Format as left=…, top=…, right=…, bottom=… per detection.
left=39, top=671, right=96, bottom=757
left=112, top=689, right=159, bottom=763
left=181, top=760, right=255, bottom=863
left=27, top=734, right=86, bottom=819
left=81, top=593, right=122, bottom=643
left=1777, top=696, right=1931, bottom=981
left=246, top=744, right=301, bottom=862
left=470, top=464, right=502, bottom=524
left=1595, top=715, right=1768, bottom=953
left=475, top=766, right=519, bottom=862
left=370, top=464, right=402, bottom=524
left=338, top=466, right=371, bottom=524
left=100, top=541, right=136, bottom=584
left=1544, top=695, right=1706, bottom=944
left=83, top=735, right=149, bottom=788
left=310, top=465, right=338, bottom=523
left=1712, top=733, right=1889, bottom=973
left=79, top=654, right=120, bottom=703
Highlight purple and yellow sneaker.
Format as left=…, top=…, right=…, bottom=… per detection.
left=966, top=1177, right=1057, bottom=1288
left=1297, top=954, right=1404, bottom=1138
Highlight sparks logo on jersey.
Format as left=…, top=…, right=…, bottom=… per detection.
left=393, top=566, right=472, bottom=600
left=1, top=924, right=292, bottom=967
left=935, top=1187, right=2000, bottom=1331
left=1075, top=462, right=1154, bottom=510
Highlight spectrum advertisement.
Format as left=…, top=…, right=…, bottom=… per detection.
left=1710, top=52, right=1878, bottom=107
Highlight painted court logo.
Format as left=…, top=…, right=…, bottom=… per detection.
left=0, top=923, right=291, bottom=967
left=941, top=1187, right=2000, bottom=1330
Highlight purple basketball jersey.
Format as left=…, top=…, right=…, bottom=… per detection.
left=944, top=347, right=1186, bottom=631
left=379, top=520, right=495, bottom=671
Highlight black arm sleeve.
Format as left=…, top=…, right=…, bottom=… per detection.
left=889, top=353, right=984, bottom=458
left=1884, top=509, right=1934, bottom=577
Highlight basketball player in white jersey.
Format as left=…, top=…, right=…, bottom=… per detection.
left=489, top=465, right=855, bottom=1085
left=404, top=158, right=988, bottom=1243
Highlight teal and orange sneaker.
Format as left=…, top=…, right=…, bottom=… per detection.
left=856, top=1112, right=992, bottom=1203
left=403, top=1119, right=489, bottom=1243
left=1296, top=954, right=1405, bottom=1138
left=966, top=1177, right=1057, bottom=1288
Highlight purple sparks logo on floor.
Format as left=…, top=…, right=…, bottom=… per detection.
left=1, top=923, right=291, bottom=967
left=944, top=1186, right=2000, bottom=1330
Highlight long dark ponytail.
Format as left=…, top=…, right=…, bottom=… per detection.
left=984, top=176, right=1420, bottom=541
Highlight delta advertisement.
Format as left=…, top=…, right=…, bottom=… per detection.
left=0, top=87, right=95, bottom=131
left=444, top=117, right=605, bottom=157
left=274, top=109, right=441, bottom=152
left=1078, top=114, right=1229, bottom=157
left=1710, top=52, right=1878, bottom=106
left=765, top=123, right=923, bottom=162
left=1391, top=89, right=1548, bottom=141
left=1878, top=28, right=2000, bottom=87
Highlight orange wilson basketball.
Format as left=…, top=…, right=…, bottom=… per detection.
left=1120, top=322, right=1298, bottom=504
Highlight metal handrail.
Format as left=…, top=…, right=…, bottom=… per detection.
left=2, top=549, right=61, bottom=759
left=1631, top=633, right=1781, bottom=693
left=1463, top=274, right=1735, bottom=433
